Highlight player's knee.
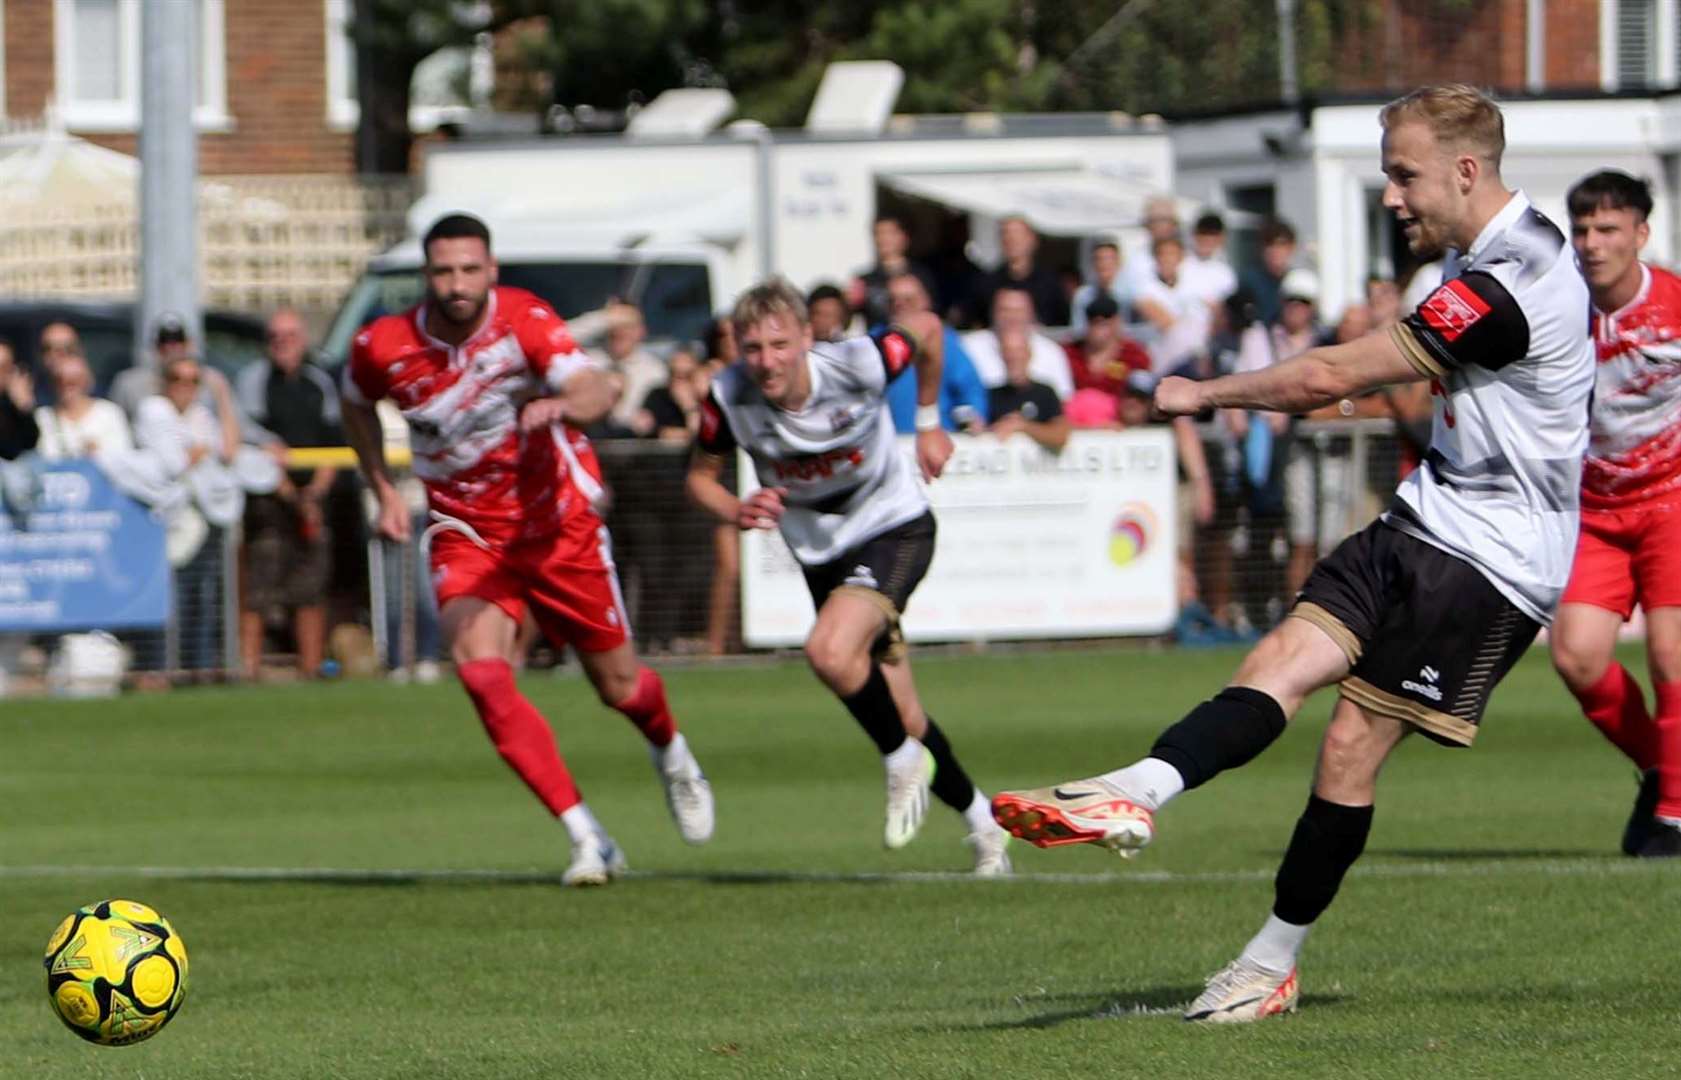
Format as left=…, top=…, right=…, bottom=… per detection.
left=1549, top=634, right=1608, bottom=692
left=804, top=632, right=863, bottom=687
left=592, top=669, right=638, bottom=707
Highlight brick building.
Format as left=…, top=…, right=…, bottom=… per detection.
left=0, top=0, right=359, bottom=175
left=1330, top=0, right=1678, bottom=98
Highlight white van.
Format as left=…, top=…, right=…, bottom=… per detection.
left=320, top=227, right=728, bottom=363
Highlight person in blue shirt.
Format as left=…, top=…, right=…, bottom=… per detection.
left=879, top=271, right=988, bottom=433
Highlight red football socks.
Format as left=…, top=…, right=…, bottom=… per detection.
left=613, top=666, right=676, bottom=748
left=1575, top=662, right=1657, bottom=770
left=1652, top=681, right=1681, bottom=820
left=458, top=658, right=581, bottom=815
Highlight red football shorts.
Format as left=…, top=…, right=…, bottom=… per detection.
left=429, top=519, right=631, bottom=654
left=1561, top=499, right=1681, bottom=618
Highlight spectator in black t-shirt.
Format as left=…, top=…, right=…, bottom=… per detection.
left=233, top=308, right=341, bottom=680
left=973, top=216, right=1071, bottom=328
left=987, top=330, right=1070, bottom=453
left=851, top=216, right=936, bottom=330
left=638, top=347, right=713, bottom=444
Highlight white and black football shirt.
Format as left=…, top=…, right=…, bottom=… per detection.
left=698, top=327, right=931, bottom=566
left=1386, top=190, right=1595, bottom=624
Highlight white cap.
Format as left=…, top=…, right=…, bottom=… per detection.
left=1281, top=267, right=1320, bottom=304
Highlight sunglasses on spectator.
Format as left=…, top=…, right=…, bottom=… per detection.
left=166, top=372, right=200, bottom=385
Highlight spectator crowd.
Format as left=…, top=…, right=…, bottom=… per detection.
left=0, top=196, right=1439, bottom=688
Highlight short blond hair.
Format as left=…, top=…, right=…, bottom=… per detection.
left=731, top=278, right=808, bottom=337
left=1379, top=84, right=1505, bottom=170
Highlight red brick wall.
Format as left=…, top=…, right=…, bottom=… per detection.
left=3, top=0, right=54, bottom=119
left=1330, top=0, right=1602, bottom=96
left=3, top=0, right=355, bottom=175
left=1333, top=0, right=1517, bottom=94
left=1546, top=0, right=1602, bottom=89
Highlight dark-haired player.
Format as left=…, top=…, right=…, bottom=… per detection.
left=685, top=279, right=1010, bottom=874
left=1551, top=169, right=1681, bottom=857
left=341, top=213, right=714, bottom=886
left=992, top=85, right=1594, bottom=1019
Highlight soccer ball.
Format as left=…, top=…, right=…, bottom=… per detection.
left=43, top=899, right=189, bottom=1046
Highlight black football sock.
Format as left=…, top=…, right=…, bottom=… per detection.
left=1149, top=686, right=1288, bottom=790
left=1272, top=795, right=1374, bottom=925
left=838, top=663, right=908, bottom=756
left=919, top=718, right=978, bottom=812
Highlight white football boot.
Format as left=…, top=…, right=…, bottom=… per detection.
left=562, top=835, right=627, bottom=887
left=1183, top=958, right=1299, bottom=1023
left=653, top=738, right=714, bottom=846
left=883, top=739, right=935, bottom=849
left=966, top=827, right=1013, bottom=877
left=990, top=775, right=1155, bottom=857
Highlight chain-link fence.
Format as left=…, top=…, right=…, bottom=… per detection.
left=0, top=419, right=1415, bottom=694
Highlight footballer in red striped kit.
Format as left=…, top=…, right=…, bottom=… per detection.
left=1551, top=170, right=1681, bottom=858
left=342, top=213, right=714, bottom=887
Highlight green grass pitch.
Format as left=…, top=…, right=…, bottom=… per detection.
left=2, top=645, right=1678, bottom=1078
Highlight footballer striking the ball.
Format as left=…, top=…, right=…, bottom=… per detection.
left=43, top=899, right=189, bottom=1045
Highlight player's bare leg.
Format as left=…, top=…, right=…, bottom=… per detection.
left=1552, top=602, right=1663, bottom=854
left=1187, top=698, right=1406, bottom=1022
left=578, top=641, right=714, bottom=845
left=807, top=592, right=1003, bottom=866
left=443, top=597, right=623, bottom=885
left=993, top=615, right=1348, bottom=854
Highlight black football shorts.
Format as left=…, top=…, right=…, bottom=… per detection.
left=1288, top=516, right=1540, bottom=746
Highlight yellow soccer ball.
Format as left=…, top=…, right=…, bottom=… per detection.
left=43, top=899, right=189, bottom=1046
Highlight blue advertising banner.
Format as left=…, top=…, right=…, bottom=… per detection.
left=0, top=461, right=170, bottom=631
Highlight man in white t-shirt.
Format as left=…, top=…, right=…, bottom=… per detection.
left=1134, top=234, right=1213, bottom=376
left=1183, top=211, right=1239, bottom=307
left=960, top=286, right=1075, bottom=399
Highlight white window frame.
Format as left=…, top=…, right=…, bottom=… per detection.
left=1603, top=0, right=1681, bottom=90
left=53, top=0, right=230, bottom=133
left=324, top=0, right=358, bottom=130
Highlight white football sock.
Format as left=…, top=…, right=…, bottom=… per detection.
left=560, top=803, right=603, bottom=847
left=884, top=737, right=923, bottom=770
left=653, top=731, right=690, bottom=770
left=1239, top=914, right=1311, bottom=975
left=962, top=790, right=996, bottom=834
left=1098, top=757, right=1185, bottom=811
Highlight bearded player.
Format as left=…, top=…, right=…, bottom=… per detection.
left=1550, top=170, right=1681, bottom=857
left=686, top=279, right=1011, bottom=874
left=342, top=213, right=714, bottom=886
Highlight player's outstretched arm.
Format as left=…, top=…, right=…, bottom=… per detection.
left=342, top=399, right=409, bottom=541
left=1154, top=328, right=1427, bottom=418
left=686, top=448, right=785, bottom=531
left=900, top=310, right=954, bottom=480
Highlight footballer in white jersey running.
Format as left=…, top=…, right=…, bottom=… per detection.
left=990, top=85, right=1594, bottom=1020
left=686, top=279, right=1011, bottom=875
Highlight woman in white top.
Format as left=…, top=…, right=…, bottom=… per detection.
left=134, top=355, right=240, bottom=477
left=34, top=353, right=133, bottom=460
left=134, top=354, right=241, bottom=675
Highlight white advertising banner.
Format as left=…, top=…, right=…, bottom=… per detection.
left=740, top=429, right=1178, bottom=646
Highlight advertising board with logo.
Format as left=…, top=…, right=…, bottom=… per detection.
left=740, top=429, right=1177, bottom=646
left=0, top=462, right=170, bottom=631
